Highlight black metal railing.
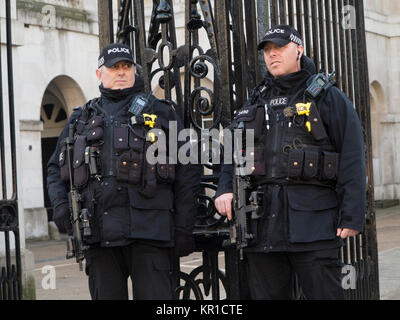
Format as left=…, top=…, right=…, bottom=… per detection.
left=0, top=0, right=22, bottom=301
left=114, top=0, right=379, bottom=300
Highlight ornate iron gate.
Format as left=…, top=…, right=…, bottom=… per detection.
left=111, top=0, right=378, bottom=299
left=0, top=0, right=23, bottom=300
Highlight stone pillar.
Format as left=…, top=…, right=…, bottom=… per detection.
left=19, top=120, right=49, bottom=241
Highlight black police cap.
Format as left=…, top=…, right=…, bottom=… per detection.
left=258, top=24, right=303, bottom=50
left=98, top=43, right=135, bottom=69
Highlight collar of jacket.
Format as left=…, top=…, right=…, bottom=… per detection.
left=99, top=74, right=145, bottom=102
left=264, top=55, right=317, bottom=97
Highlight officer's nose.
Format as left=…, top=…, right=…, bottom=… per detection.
left=117, top=66, right=126, bottom=76
left=269, top=48, right=278, bottom=58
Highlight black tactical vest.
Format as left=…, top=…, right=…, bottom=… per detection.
left=234, top=90, right=339, bottom=187
left=59, top=95, right=175, bottom=195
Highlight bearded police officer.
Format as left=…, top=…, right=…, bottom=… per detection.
left=47, top=43, right=200, bottom=300
left=215, top=25, right=366, bottom=299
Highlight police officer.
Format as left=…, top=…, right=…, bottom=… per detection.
left=47, top=43, right=200, bottom=300
left=215, top=25, right=366, bottom=300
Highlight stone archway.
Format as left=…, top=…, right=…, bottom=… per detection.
left=40, top=76, right=86, bottom=221
left=41, top=75, right=87, bottom=119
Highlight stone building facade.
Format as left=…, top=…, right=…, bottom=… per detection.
left=365, top=0, right=400, bottom=201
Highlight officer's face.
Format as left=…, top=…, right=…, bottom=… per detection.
left=96, top=61, right=136, bottom=90
left=263, top=42, right=303, bottom=78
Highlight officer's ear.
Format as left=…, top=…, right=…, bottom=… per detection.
left=96, top=67, right=103, bottom=82
left=297, top=45, right=304, bottom=61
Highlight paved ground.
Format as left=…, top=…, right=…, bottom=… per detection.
left=375, top=205, right=400, bottom=300
left=27, top=240, right=224, bottom=300
left=26, top=205, right=400, bottom=300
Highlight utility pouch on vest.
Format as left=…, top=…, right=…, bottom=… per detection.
left=154, top=129, right=175, bottom=184
left=140, top=161, right=157, bottom=198
left=156, top=163, right=175, bottom=184
left=116, top=151, right=130, bottom=183
left=116, top=150, right=142, bottom=185
left=86, top=116, right=104, bottom=144
left=308, top=102, right=328, bottom=141
left=250, top=146, right=266, bottom=176
left=321, top=151, right=339, bottom=180
left=303, top=151, right=320, bottom=180
left=87, top=116, right=104, bottom=130
left=87, top=127, right=104, bottom=143
left=59, top=143, right=70, bottom=182
left=129, top=127, right=145, bottom=152
left=73, top=135, right=89, bottom=188
left=128, top=150, right=142, bottom=185
left=288, top=149, right=304, bottom=178
left=114, top=127, right=130, bottom=152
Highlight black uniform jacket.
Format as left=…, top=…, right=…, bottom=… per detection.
left=47, top=76, right=201, bottom=248
left=216, top=56, right=366, bottom=252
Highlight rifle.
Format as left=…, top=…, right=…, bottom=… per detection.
left=65, top=123, right=90, bottom=271
left=226, top=123, right=263, bottom=259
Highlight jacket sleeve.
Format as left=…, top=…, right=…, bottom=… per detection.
left=215, top=163, right=234, bottom=198
left=46, top=109, right=82, bottom=210
left=160, top=105, right=202, bottom=236
left=320, top=87, right=366, bottom=232
left=214, top=95, right=255, bottom=198
left=215, top=118, right=240, bottom=198
left=173, top=162, right=202, bottom=235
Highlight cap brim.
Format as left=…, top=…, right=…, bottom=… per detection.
left=104, top=57, right=136, bottom=68
left=257, top=38, right=290, bottom=50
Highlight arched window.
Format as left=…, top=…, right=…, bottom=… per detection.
left=41, top=103, right=68, bottom=138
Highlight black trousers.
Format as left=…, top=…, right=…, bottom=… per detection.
left=85, top=243, right=174, bottom=300
left=245, top=248, right=345, bottom=300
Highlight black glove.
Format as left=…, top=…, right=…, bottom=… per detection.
left=174, top=230, right=196, bottom=257
left=53, top=202, right=72, bottom=235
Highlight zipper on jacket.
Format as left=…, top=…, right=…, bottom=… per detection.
left=109, top=115, right=114, bottom=176
left=270, top=111, right=280, bottom=178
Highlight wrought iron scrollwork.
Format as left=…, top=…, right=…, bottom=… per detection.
left=0, top=201, right=18, bottom=230
left=196, top=183, right=226, bottom=230
left=188, top=54, right=221, bottom=130
left=175, top=270, right=204, bottom=300
left=0, top=202, right=21, bottom=300
left=186, top=251, right=228, bottom=299
left=1, top=0, right=22, bottom=300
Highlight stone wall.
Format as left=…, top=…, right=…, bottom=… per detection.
left=365, top=0, right=400, bottom=200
